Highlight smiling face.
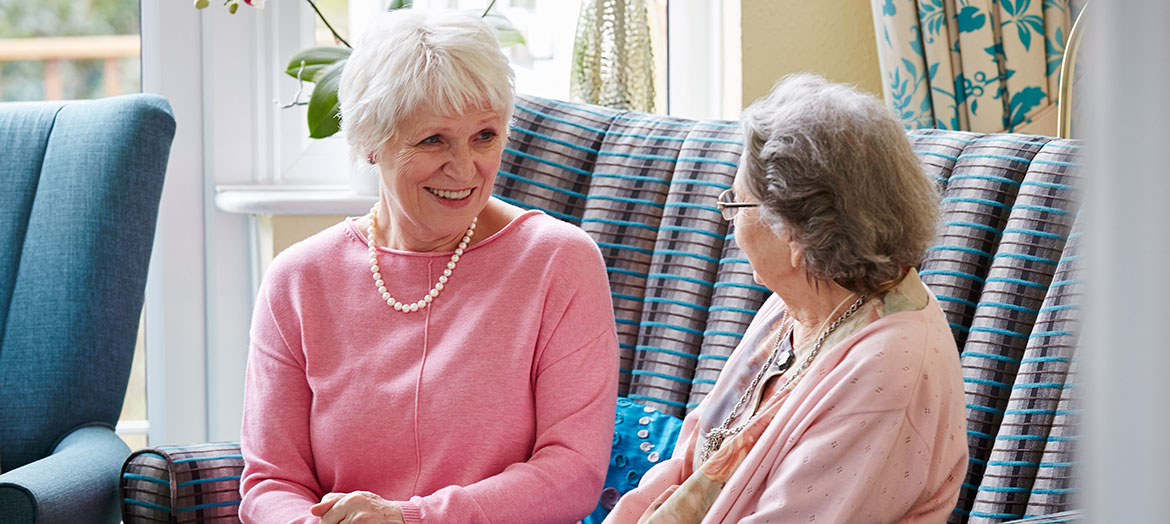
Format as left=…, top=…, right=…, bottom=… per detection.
left=375, top=107, right=506, bottom=251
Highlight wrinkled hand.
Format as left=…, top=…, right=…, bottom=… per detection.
left=310, top=491, right=405, bottom=524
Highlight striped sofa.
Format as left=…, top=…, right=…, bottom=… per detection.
left=120, top=95, right=1083, bottom=524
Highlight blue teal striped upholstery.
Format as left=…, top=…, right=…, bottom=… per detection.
left=125, top=98, right=1084, bottom=524
left=120, top=442, right=245, bottom=524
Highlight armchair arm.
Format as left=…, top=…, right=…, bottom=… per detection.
left=0, top=424, right=130, bottom=524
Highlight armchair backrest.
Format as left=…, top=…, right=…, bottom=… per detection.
left=0, top=94, right=175, bottom=471
left=497, top=95, right=1083, bottom=523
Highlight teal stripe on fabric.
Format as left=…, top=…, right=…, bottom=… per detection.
left=948, top=174, right=1023, bottom=187
left=965, top=153, right=1031, bottom=163
left=915, top=150, right=959, bottom=161
left=158, top=442, right=241, bottom=450
left=1068, top=231, right=1084, bottom=240
left=919, top=269, right=986, bottom=283
left=615, top=318, right=639, bottom=326
left=930, top=174, right=947, bottom=184
left=645, top=297, right=706, bottom=311
left=968, top=456, right=988, bottom=466
left=937, top=295, right=978, bottom=308
left=688, top=136, right=744, bottom=145
left=996, top=252, right=1059, bottom=266
left=964, top=377, right=1011, bottom=389
left=596, top=242, right=654, bottom=255
left=967, top=430, right=994, bottom=439
left=531, top=97, right=620, bottom=119
left=496, top=171, right=587, bottom=198
left=709, top=305, right=758, bottom=315
left=988, top=460, right=1039, bottom=467
left=703, top=330, right=745, bottom=338
left=968, top=511, right=1024, bottom=519
left=124, top=498, right=171, bottom=512
left=692, top=378, right=718, bottom=385
left=986, top=276, right=1048, bottom=290
left=626, top=394, right=690, bottom=408
left=592, top=172, right=670, bottom=186
left=659, top=225, right=725, bottom=240
left=655, top=249, right=720, bottom=264
left=1033, top=159, right=1080, bottom=167
left=492, top=195, right=580, bottom=223
left=720, top=257, right=751, bottom=265
left=967, top=403, right=1005, bottom=415
left=714, top=282, right=771, bottom=293
left=1022, top=180, right=1076, bottom=191
left=137, top=451, right=166, bottom=460
left=1060, top=254, right=1082, bottom=263
left=641, top=321, right=705, bottom=336
left=943, top=196, right=1010, bottom=210
left=176, top=500, right=242, bottom=513
left=514, top=103, right=608, bottom=134
left=1005, top=408, right=1057, bottom=415
left=619, top=343, right=635, bottom=350
left=979, top=301, right=1040, bottom=314
left=1021, top=356, right=1071, bottom=364
left=503, top=147, right=592, bottom=176
left=635, top=345, right=699, bottom=360
left=725, top=232, right=735, bottom=240
left=582, top=217, right=658, bottom=232
left=927, top=245, right=993, bottom=259
left=970, top=326, right=1029, bottom=339
left=907, top=132, right=976, bottom=143
left=948, top=322, right=971, bottom=333
left=945, top=221, right=1003, bottom=234
left=1040, top=461, right=1076, bottom=468
left=1013, top=203, right=1070, bottom=215
left=670, top=178, right=732, bottom=190
left=664, top=202, right=721, bottom=214
left=598, top=150, right=679, bottom=163
left=122, top=473, right=169, bottom=486
left=177, top=475, right=242, bottom=487
left=980, top=485, right=1029, bottom=493
left=508, top=125, right=600, bottom=154
left=648, top=272, right=715, bottom=288
left=611, top=292, right=641, bottom=302
left=1050, top=279, right=1080, bottom=288
left=1039, top=304, right=1078, bottom=313
left=961, top=351, right=1021, bottom=364
left=589, top=194, right=666, bottom=208
left=631, top=369, right=692, bottom=384
left=962, top=482, right=980, bottom=491
left=697, top=354, right=730, bottom=361
left=678, top=156, right=739, bottom=168
left=1030, top=488, right=1077, bottom=495
left=1014, top=382, right=1073, bottom=390
left=996, top=434, right=1048, bottom=441
left=1003, top=227, right=1068, bottom=241
left=973, top=136, right=1079, bottom=149
left=172, top=454, right=242, bottom=464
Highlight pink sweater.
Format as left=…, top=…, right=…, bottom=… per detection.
left=240, top=210, right=618, bottom=524
left=606, top=270, right=968, bottom=523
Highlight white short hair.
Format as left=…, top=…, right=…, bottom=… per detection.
left=339, top=9, right=515, bottom=160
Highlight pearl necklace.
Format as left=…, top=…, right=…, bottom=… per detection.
left=366, top=206, right=477, bottom=314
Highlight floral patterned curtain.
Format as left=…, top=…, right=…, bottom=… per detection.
left=870, top=0, right=1076, bottom=132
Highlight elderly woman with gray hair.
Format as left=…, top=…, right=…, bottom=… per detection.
left=239, top=10, right=617, bottom=524
left=605, top=74, right=968, bottom=524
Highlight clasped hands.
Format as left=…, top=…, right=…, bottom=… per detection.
left=310, top=491, right=405, bottom=524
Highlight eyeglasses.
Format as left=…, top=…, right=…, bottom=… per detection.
left=716, top=189, right=759, bottom=221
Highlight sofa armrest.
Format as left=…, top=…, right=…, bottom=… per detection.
left=1002, top=510, right=1082, bottom=523
left=120, top=442, right=244, bottom=524
left=0, top=425, right=129, bottom=524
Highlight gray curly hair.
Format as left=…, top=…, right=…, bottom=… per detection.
left=739, top=74, right=938, bottom=295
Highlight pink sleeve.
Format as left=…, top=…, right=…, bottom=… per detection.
left=397, top=237, right=619, bottom=524
left=238, top=286, right=322, bottom=524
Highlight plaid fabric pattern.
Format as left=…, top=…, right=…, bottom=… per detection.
left=120, top=442, right=245, bottom=524
left=1000, top=509, right=1082, bottom=524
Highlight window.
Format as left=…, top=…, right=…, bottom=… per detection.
left=0, top=0, right=147, bottom=450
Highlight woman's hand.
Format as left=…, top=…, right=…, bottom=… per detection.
left=310, top=491, right=405, bottom=524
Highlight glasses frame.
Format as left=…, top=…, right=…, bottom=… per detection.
left=716, top=188, right=759, bottom=221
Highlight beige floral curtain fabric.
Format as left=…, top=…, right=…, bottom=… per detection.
left=870, top=0, right=1077, bottom=132
left=571, top=0, right=656, bottom=112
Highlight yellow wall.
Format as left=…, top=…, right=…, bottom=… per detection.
left=739, top=0, right=882, bottom=106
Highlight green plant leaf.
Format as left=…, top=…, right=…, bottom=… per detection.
left=482, top=12, right=526, bottom=47
left=388, top=0, right=413, bottom=10
left=285, top=46, right=351, bottom=83
left=307, top=60, right=345, bottom=139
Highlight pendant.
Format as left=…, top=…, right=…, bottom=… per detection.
left=775, top=347, right=794, bottom=372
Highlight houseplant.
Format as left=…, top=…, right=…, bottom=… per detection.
left=197, top=0, right=523, bottom=138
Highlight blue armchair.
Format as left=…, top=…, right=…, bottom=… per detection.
left=0, top=95, right=175, bottom=524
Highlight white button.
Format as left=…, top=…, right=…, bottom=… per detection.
left=639, top=416, right=651, bottom=425
left=644, top=406, right=656, bottom=413
left=640, top=442, right=653, bottom=452
left=637, top=429, right=649, bottom=438
left=647, top=452, right=660, bottom=462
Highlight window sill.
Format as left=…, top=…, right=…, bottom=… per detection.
left=215, top=184, right=377, bottom=216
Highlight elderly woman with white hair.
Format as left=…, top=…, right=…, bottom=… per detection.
left=239, top=10, right=617, bottom=524
left=604, top=74, right=968, bottom=524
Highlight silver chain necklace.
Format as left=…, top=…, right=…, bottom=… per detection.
left=698, top=294, right=868, bottom=464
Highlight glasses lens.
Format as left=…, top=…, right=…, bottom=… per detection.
left=719, top=189, right=736, bottom=220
